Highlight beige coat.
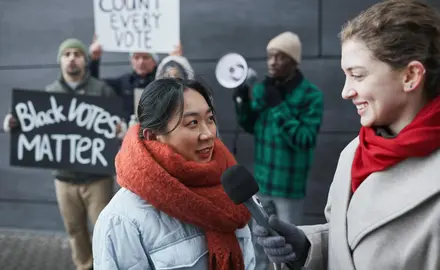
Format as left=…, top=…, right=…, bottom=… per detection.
left=300, top=137, right=440, bottom=270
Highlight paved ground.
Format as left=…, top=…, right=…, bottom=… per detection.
left=0, top=228, right=75, bottom=270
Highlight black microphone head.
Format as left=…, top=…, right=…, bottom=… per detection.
left=221, top=164, right=259, bottom=205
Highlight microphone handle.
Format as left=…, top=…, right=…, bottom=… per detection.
left=244, top=199, right=304, bottom=270
left=244, top=199, right=279, bottom=236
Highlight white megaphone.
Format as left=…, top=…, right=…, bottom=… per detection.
left=215, top=53, right=258, bottom=89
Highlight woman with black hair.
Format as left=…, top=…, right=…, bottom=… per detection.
left=92, top=78, right=255, bottom=269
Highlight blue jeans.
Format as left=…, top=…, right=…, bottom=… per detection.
left=251, top=193, right=305, bottom=270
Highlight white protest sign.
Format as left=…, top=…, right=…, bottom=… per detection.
left=93, top=0, right=180, bottom=53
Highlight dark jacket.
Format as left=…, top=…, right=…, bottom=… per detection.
left=89, top=59, right=156, bottom=122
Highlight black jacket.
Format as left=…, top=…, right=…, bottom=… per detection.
left=89, top=59, right=157, bottom=121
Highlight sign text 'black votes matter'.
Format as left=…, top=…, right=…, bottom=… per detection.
left=9, top=89, right=124, bottom=174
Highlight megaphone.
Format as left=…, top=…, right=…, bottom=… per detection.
left=215, top=53, right=257, bottom=89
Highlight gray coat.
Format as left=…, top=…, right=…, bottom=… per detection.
left=301, top=137, right=440, bottom=270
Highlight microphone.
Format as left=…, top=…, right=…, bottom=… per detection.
left=221, top=164, right=279, bottom=236
left=220, top=164, right=303, bottom=270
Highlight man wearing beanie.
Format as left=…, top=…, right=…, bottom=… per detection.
left=234, top=31, right=324, bottom=269
left=3, top=38, right=119, bottom=270
left=88, top=36, right=160, bottom=123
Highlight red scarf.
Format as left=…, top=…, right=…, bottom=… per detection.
left=116, top=124, right=251, bottom=270
left=352, top=96, right=440, bottom=192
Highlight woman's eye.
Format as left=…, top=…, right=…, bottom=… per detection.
left=188, top=120, right=198, bottom=126
left=209, top=115, right=215, bottom=121
left=351, top=74, right=363, bottom=79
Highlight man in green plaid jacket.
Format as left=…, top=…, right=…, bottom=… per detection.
left=234, top=31, right=323, bottom=270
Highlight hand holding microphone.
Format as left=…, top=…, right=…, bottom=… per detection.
left=221, top=165, right=310, bottom=269
left=253, top=215, right=310, bottom=266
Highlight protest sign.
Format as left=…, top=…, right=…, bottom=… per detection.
left=9, top=89, right=124, bottom=175
left=93, top=0, right=180, bottom=53
left=133, top=88, right=143, bottom=118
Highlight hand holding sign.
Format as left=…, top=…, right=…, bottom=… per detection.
left=169, top=42, right=183, bottom=56
left=9, top=115, right=19, bottom=129
left=2, top=114, right=19, bottom=132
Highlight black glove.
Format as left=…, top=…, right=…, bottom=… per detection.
left=253, top=215, right=310, bottom=266
left=262, top=77, right=283, bottom=107
left=233, top=84, right=251, bottom=104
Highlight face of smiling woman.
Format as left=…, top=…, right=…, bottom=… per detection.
left=154, top=88, right=217, bottom=163
left=340, top=39, right=427, bottom=134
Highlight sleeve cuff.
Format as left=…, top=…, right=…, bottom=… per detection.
left=3, top=114, right=12, bottom=132
left=300, top=225, right=329, bottom=269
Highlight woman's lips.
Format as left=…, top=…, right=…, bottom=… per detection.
left=196, top=147, right=213, bottom=159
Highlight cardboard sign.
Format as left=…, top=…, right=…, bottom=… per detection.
left=133, top=88, right=143, bottom=119
left=9, top=89, right=124, bottom=175
left=93, top=0, right=180, bottom=53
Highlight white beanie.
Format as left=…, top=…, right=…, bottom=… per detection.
left=267, top=32, right=302, bottom=64
left=155, top=55, right=195, bottom=80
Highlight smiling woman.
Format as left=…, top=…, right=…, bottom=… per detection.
left=252, top=1, right=440, bottom=270
left=137, top=79, right=217, bottom=163
left=92, top=78, right=256, bottom=270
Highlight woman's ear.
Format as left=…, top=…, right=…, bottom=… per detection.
left=402, top=60, right=426, bottom=93
left=142, top=129, right=157, bottom=140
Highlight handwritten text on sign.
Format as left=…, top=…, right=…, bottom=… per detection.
left=9, top=89, right=124, bottom=174
left=94, top=0, right=180, bottom=53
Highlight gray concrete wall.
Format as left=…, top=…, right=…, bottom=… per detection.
left=1, top=0, right=438, bottom=231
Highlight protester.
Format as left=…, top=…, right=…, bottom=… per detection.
left=3, top=38, right=121, bottom=270
left=88, top=37, right=184, bottom=123
left=253, top=1, right=440, bottom=269
left=233, top=31, right=323, bottom=269
left=92, top=78, right=255, bottom=269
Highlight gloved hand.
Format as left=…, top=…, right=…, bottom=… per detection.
left=253, top=215, right=310, bottom=265
left=233, top=84, right=251, bottom=104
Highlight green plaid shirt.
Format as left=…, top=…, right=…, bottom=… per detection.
left=235, top=74, right=323, bottom=198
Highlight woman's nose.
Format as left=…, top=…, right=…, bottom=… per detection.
left=199, top=127, right=215, bottom=141
left=341, top=82, right=357, bottom=100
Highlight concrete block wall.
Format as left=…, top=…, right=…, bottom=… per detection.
left=1, top=0, right=437, bottom=230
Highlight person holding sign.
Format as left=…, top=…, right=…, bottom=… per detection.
left=92, top=78, right=255, bottom=269
left=3, top=38, right=122, bottom=270
left=89, top=36, right=162, bottom=122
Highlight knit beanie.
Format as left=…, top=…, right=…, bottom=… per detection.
left=155, top=55, right=195, bottom=80
left=267, top=32, right=302, bottom=64
left=129, top=52, right=160, bottom=64
left=57, top=38, right=88, bottom=63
